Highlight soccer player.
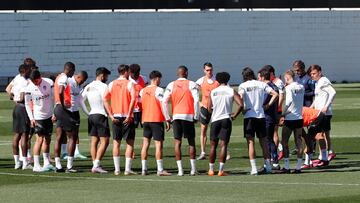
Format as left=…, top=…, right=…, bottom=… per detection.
left=24, top=70, right=56, bottom=172
left=8, top=64, right=32, bottom=170
left=103, top=64, right=136, bottom=176
left=162, top=66, right=200, bottom=176
left=258, top=67, right=280, bottom=170
left=80, top=67, right=111, bottom=173
left=129, top=64, right=148, bottom=129
left=195, top=62, right=219, bottom=160
left=268, top=66, right=285, bottom=159
left=238, top=67, right=278, bottom=175
left=207, top=72, right=243, bottom=176
left=57, top=70, right=88, bottom=173
left=139, top=70, right=172, bottom=176
left=279, top=70, right=305, bottom=174
left=293, top=60, right=315, bottom=107
left=53, top=62, right=75, bottom=172
left=309, top=65, right=336, bottom=161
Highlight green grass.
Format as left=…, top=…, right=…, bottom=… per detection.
left=0, top=84, right=360, bottom=203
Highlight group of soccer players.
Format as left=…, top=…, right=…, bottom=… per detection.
left=6, top=58, right=336, bottom=176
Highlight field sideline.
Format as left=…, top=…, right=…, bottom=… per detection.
left=0, top=83, right=360, bottom=203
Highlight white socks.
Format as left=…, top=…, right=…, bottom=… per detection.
left=296, top=158, right=302, bottom=170
left=113, top=156, right=120, bottom=172
left=176, top=160, right=183, bottom=175
left=34, top=155, right=41, bottom=168
left=250, top=159, right=257, bottom=173
left=67, top=156, right=74, bottom=169
left=27, top=149, right=32, bottom=159
left=284, top=158, right=290, bottom=170
left=141, top=160, right=148, bottom=172
left=43, top=153, right=50, bottom=166
left=156, top=159, right=164, bottom=172
left=14, top=155, right=20, bottom=164
left=219, top=162, right=225, bottom=172
left=55, top=157, right=62, bottom=169
left=190, top=159, right=196, bottom=174
left=75, top=144, right=80, bottom=155
left=304, top=153, right=313, bottom=165
left=93, top=160, right=100, bottom=168
left=125, top=157, right=132, bottom=172
left=209, top=163, right=214, bottom=171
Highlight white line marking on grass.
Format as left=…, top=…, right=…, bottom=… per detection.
left=0, top=172, right=359, bottom=187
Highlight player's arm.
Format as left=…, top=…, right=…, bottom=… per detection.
left=102, top=87, right=117, bottom=124
left=190, top=82, right=200, bottom=121
left=321, top=84, right=336, bottom=113
left=5, top=80, right=14, bottom=100
left=161, top=83, right=173, bottom=122
left=232, top=90, right=244, bottom=120
left=124, top=82, right=136, bottom=126
left=24, top=89, right=35, bottom=127
left=79, top=89, right=90, bottom=116
left=265, top=89, right=279, bottom=110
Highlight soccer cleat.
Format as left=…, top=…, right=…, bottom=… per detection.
left=74, top=153, right=87, bottom=160
left=42, top=164, right=56, bottom=172
left=301, top=164, right=313, bottom=169
left=226, top=154, right=231, bottom=161
left=14, top=162, right=22, bottom=170
left=157, top=170, right=172, bottom=176
left=218, top=171, right=227, bottom=176
left=124, top=170, right=137, bottom=176
left=250, top=170, right=258, bottom=176
left=177, top=172, right=184, bottom=177
left=22, top=163, right=33, bottom=170
left=208, top=170, right=215, bottom=176
left=258, top=167, right=271, bottom=175
left=293, top=169, right=302, bottom=174
left=279, top=168, right=291, bottom=174
left=55, top=167, right=65, bottom=173
left=196, top=153, right=206, bottom=160
left=114, top=171, right=121, bottom=176
left=328, top=153, right=336, bottom=161
left=91, top=167, right=108, bottom=174
left=33, top=166, right=43, bottom=172
left=272, top=164, right=281, bottom=171
left=65, top=168, right=78, bottom=173
left=141, top=170, right=149, bottom=176
left=278, top=151, right=284, bottom=161
left=315, top=160, right=329, bottom=167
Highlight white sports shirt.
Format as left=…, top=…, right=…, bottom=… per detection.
left=272, top=78, right=285, bottom=94
left=67, top=76, right=84, bottom=112
left=12, top=75, right=29, bottom=102
left=210, top=85, right=234, bottom=123
left=24, top=78, right=54, bottom=120
left=238, top=80, right=272, bottom=119
left=195, top=76, right=216, bottom=86
left=284, top=82, right=305, bottom=120
left=314, top=77, right=336, bottom=115
left=81, top=80, right=108, bottom=117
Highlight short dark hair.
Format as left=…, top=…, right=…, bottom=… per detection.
left=263, top=65, right=275, bottom=74
left=23, top=58, right=36, bottom=66
left=258, top=68, right=271, bottom=80
left=242, top=67, right=256, bottom=82
left=203, top=62, right=213, bottom=68
left=118, top=64, right=129, bottom=74
left=149, top=70, right=162, bottom=80
left=18, top=64, right=30, bottom=74
left=308, top=64, right=322, bottom=72
left=129, top=64, right=141, bottom=74
left=78, top=71, right=88, bottom=81
left=64, top=62, right=75, bottom=71
left=30, top=70, right=41, bottom=81
left=96, top=67, right=111, bottom=76
left=178, top=65, right=188, bottom=72
left=216, top=72, right=230, bottom=84
left=293, top=60, right=305, bottom=70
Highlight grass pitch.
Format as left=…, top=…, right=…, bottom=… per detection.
left=0, top=83, right=360, bottom=203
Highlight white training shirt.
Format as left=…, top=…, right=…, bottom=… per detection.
left=238, top=80, right=272, bottom=119
left=24, top=78, right=54, bottom=120
left=272, top=78, right=285, bottom=94
left=162, top=78, right=200, bottom=122
left=12, top=75, right=29, bottom=102
left=284, top=82, right=305, bottom=120
left=210, top=85, right=234, bottom=123
left=81, top=80, right=108, bottom=117
left=57, top=73, right=68, bottom=87
left=67, top=76, right=83, bottom=112
left=314, top=77, right=336, bottom=115
left=195, top=76, right=216, bottom=86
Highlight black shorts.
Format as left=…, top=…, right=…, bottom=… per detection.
left=323, top=115, right=332, bottom=132
left=61, top=110, right=80, bottom=132
left=199, top=106, right=211, bottom=125
left=88, top=114, right=110, bottom=137
left=265, top=122, right=276, bottom=139
left=244, top=118, right=266, bottom=138
left=308, top=113, right=330, bottom=137
left=210, top=118, right=232, bottom=143
left=143, top=122, right=165, bottom=141
left=13, top=103, right=30, bottom=134
left=284, top=119, right=303, bottom=130
left=134, top=112, right=143, bottom=128
left=34, top=117, right=53, bottom=136
left=172, top=120, right=195, bottom=140
left=112, top=117, right=135, bottom=140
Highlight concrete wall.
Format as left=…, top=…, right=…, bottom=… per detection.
left=1, top=11, right=359, bottom=84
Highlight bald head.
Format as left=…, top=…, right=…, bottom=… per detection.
left=177, top=65, right=188, bottom=78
